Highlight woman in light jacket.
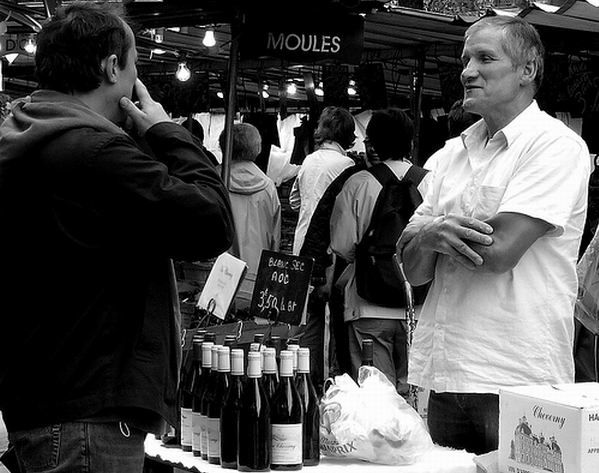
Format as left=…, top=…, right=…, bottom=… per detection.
left=220, top=123, right=281, bottom=308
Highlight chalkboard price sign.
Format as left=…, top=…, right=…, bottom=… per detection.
left=250, top=250, right=314, bottom=325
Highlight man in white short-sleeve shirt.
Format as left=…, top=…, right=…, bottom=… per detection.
left=398, top=15, right=590, bottom=455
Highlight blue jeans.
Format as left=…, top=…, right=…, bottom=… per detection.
left=427, top=391, right=499, bottom=455
left=8, top=421, right=145, bottom=473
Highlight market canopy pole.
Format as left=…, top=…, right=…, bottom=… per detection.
left=221, top=15, right=241, bottom=189
left=412, top=48, right=425, bottom=166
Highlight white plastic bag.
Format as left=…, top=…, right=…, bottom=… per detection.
left=320, top=365, right=433, bottom=465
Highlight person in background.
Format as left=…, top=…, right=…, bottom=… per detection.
left=0, top=3, right=233, bottom=472
left=447, top=98, right=480, bottom=138
left=330, top=108, right=431, bottom=394
left=298, top=150, right=367, bottom=392
left=220, top=123, right=281, bottom=309
left=181, top=116, right=219, bottom=167
left=289, top=106, right=356, bottom=389
left=290, top=106, right=356, bottom=255
left=399, top=16, right=590, bottom=454
left=0, top=93, right=11, bottom=122
left=423, top=99, right=480, bottom=172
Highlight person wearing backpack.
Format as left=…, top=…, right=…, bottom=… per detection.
left=330, top=108, right=432, bottom=394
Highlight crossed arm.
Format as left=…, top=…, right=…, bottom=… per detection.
left=398, top=212, right=552, bottom=286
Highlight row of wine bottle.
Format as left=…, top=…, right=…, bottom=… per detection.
left=176, top=330, right=320, bottom=471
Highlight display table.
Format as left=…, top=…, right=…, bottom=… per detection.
left=144, top=436, right=477, bottom=473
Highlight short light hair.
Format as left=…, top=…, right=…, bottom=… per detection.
left=465, top=16, right=545, bottom=93
left=219, top=123, right=262, bottom=162
left=313, top=106, right=355, bottom=150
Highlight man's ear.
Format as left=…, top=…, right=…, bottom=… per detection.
left=101, top=54, right=120, bottom=84
left=520, top=59, right=537, bottom=87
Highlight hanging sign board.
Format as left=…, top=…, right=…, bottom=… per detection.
left=1, top=35, right=31, bottom=56
left=250, top=250, right=313, bottom=326
left=240, top=14, right=364, bottom=64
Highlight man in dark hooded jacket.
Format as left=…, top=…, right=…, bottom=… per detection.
left=0, top=3, right=233, bottom=472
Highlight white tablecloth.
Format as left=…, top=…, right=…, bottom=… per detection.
left=145, top=436, right=477, bottom=473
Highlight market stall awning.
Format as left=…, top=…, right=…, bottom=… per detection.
left=518, top=0, right=599, bottom=54
left=0, top=1, right=474, bottom=105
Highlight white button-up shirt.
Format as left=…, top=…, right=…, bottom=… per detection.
left=409, top=101, right=591, bottom=393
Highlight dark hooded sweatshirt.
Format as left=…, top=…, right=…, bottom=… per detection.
left=0, top=90, right=234, bottom=432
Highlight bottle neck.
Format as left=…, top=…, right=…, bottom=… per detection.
left=247, top=353, right=262, bottom=378
left=279, top=351, right=294, bottom=378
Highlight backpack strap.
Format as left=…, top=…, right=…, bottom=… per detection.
left=366, top=162, right=400, bottom=187
left=363, top=163, right=429, bottom=241
left=367, top=162, right=428, bottom=187
left=403, top=164, right=429, bottom=186
left=362, top=163, right=403, bottom=243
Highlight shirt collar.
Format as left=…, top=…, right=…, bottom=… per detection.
left=461, top=100, right=540, bottom=150
left=319, top=140, right=347, bottom=156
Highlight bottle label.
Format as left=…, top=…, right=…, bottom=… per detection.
left=181, top=408, right=192, bottom=447
left=271, top=423, right=302, bottom=465
left=191, top=411, right=202, bottom=451
left=200, top=414, right=208, bottom=455
left=207, top=417, right=221, bottom=459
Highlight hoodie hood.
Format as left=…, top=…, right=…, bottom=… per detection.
left=0, top=89, right=125, bottom=161
left=228, top=160, right=272, bottom=195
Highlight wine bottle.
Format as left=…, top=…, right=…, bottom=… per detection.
left=263, top=347, right=279, bottom=401
left=361, top=339, right=374, bottom=366
left=200, top=344, right=221, bottom=460
left=224, top=334, right=237, bottom=348
left=207, top=346, right=231, bottom=464
left=238, top=351, right=271, bottom=472
left=268, top=336, right=282, bottom=366
left=250, top=342, right=265, bottom=373
left=192, top=340, right=213, bottom=457
left=270, top=351, right=304, bottom=470
left=220, top=348, right=245, bottom=469
left=295, top=348, right=320, bottom=466
left=286, top=344, right=300, bottom=378
left=181, top=335, right=203, bottom=451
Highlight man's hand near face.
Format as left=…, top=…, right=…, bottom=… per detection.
left=119, top=79, right=171, bottom=137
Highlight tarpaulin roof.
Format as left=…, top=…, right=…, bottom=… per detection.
left=519, top=0, right=599, bottom=54
left=1, top=1, right=598, bottom=105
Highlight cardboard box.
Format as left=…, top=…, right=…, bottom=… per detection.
left=499, top=383, right=599, bottom=473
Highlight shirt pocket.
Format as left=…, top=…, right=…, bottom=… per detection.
left=472, top=185, right=506, bottom=221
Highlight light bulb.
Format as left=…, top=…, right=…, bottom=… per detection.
left=202, top=29, right=216, bottom=47
left=261, top=89, right=270, bottom=99
left=347, top=80, right=357, bottom=96
left=314, top=82, right=324, bottom=97
left=217, top=91, right=224, bottom=99
left=24, top=38, right=36, bottom=54
left=175, top=62, right=191, bottom=82
left=286, top=82, right=297, bottom=95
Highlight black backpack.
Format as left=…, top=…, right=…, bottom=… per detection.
left=354, top=163, right=429, bottom=308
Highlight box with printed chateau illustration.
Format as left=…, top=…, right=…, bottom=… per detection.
left=499, top=383, right=599, bottom=473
